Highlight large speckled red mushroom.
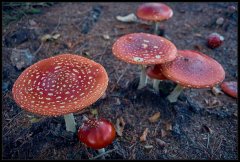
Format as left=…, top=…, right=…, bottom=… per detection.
left=12, top=54, right=108, bottom=132
left=220, top=81, right=237, bottom=98
left=136, top=3, right=173, bottom=34
left=78, top=118, right=116, bottom=156
left=112, top=33, right=177, bottom=89
left=160, top=50, right=225, bottom=103
left=146, top=64, right=167, bottom=92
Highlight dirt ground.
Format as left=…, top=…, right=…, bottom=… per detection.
left=2, top=2, right=238, bottom=160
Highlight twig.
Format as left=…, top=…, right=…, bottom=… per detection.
left=51, top=16, right=61, bottom=35
left=206, top=133, right=210, bottom=149
left=89, top=148, right=117, bottom=160
left=116, top=64, right=130, bottom=84
left=33, top=41, right=43, bottom=55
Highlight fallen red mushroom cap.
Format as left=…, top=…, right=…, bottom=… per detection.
left=12, top=54, right=108, bottom=116
left=78, top=118, right=116, bottom=149
left=220, top=81, right=237, bottom=98
left=160, top=50, right=225, bottom=88
left=146, top=65, right=167, bottom=80
left=137, top=3, right=173, bottom=21
left=112, top=33, right=177, bottom=65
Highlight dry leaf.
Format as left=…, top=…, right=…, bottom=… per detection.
left=144, top=145, right=153, bottom=149
left=165, top=123, right=172, bottom=131
left=148, top=112, right=160, bottom=123
left=30, top=117, right=42, bottom=123
left=201, top=124, right=213, bottom=134
left=211, top=86, right=224, bottom=96
left=41, top=34, right=52, bottom=42
left=156, top=138, right=167, bottom=147
left=102, top=34, right=110, bottom=40
left=204, top=97, right=222, bottom=108
left=116, top=13, right=138, bottom=23
left=115, top=117, right=126, bottom=136
left=90, top=109, right=98, bottom=116
left=140, top=128, right=149, bottom=142
left=161, top=129, right=168, bottom=138
left=52, top=34, right=61, bottom=39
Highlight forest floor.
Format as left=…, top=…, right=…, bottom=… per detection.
left=2, top=2, right=238, bottom=160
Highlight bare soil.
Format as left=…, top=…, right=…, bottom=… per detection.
left=2, top=2, right=238, bottom=160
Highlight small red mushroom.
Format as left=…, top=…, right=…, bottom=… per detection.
left=207, top=33, right=224, bottom=49
left=160, top=50, right=225, bottom=102
left=12, top=54, right=108, bottom=132
left=146, top=65, right=167, bottom=92
left=112, top=32, right=177, bottom=89
left=220, top=81, right=237, bottom=98
left=78, top=118, right=116, bottom=155
left=136, top=3, right=173, bottom=35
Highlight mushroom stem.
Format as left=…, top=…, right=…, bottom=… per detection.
left=153, top=79, right=161, bottom=92
left=167, top=84, right=184, bottom=103
left=64, top=113, right=76, bottom=132
left=97, top=148, right=106, bottom=159
left=154, top=22, right=160, bottom=35
left=137, top=65, right=148, bottom=89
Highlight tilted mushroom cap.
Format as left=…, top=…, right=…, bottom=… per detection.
left=146, top=65, right=167, bottom=80
left=137, top=3, right=173, bottom=21
left=12, top=54, right=108, bottom=116
left=220, top=81, right=237, bottom=98
left=160, top=50, right=225, bottom=88
left=112, top=33, right=177, bottom=65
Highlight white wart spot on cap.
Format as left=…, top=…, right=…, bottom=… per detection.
left=133, top=57, right=144, bottom=62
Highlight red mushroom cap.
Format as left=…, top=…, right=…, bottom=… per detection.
left=12, top=54, right=108, bottom=116
left=137, top=3, right=173, bottom=22
left=146, top=65, right=167, bottom=80
left=78, top=118, right=116, bottom=149
left=160, top=50, right=225, bottom=88
left=220, top=81, right=237, bottom=98
left=112, top=33, right=177, bottom=65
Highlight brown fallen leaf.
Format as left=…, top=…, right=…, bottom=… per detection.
left=204, top=97, right=222, bottom=108
left=140, top=128, right=149, bottom=142
left=115, top=117, right=126, bottom=136
left=156, top=138, right=168, bottom=147
left=161, top=129, right=168, bottom=138
left=201, top=124, right=213, bottom=134
left=165, top=123, right=172, bottom=131
left=148, top=112, right=160, bottom=123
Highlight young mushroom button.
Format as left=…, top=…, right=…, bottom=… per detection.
left=78, top=118, right=116, bottom=153
left=112, top=32, right=177, bottom=89
left=160, top=50, right=225, bottom=103
left=220, top=81, right=237, bottom=98
left=12, top=54, right=108, bottom=132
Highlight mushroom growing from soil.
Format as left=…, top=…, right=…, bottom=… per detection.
left=160, top=50, right=225, bottom=103
left=112, top=32, right=177, bottom=89
left=146, top=64, right=167, bottom=92
left=136, top=3, right=173, bottom=35
left=220, top=81, right=237, bottom=98
left=78, top=118, right=116, bottom=156
left=12, top=54, right=108, bottom=132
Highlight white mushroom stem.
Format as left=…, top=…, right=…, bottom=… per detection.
left=64, top=113, right=77, bottom=132
left=167, top=84, right=184, bottom=103
left=154, top=22, right=160, bottom=35
left=153, top=79, right=161, bottom=92
left=137, top=65, right=148, bottom=89
left=97, top=148, right=106, bottom=159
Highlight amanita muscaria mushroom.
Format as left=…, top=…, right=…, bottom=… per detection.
left=160, top=50, right=225, bottom=103
left=136, top=3, right=173, bottom=35
left=78, top=118, right=116, bottom=155
left=112, top=32, right=177, bottom=89
left=146, top=64, right=167, bottom=92
left=12, top=54, right=108, bottom=132
left=220, top=81, right=237, bottom=98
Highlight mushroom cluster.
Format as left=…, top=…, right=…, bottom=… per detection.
left=112, top=32, right=177, bottom=89
left=12, top=54, right=108, bottom=132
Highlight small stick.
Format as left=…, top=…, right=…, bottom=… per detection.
left=89, top=148, right=117, bottom=160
